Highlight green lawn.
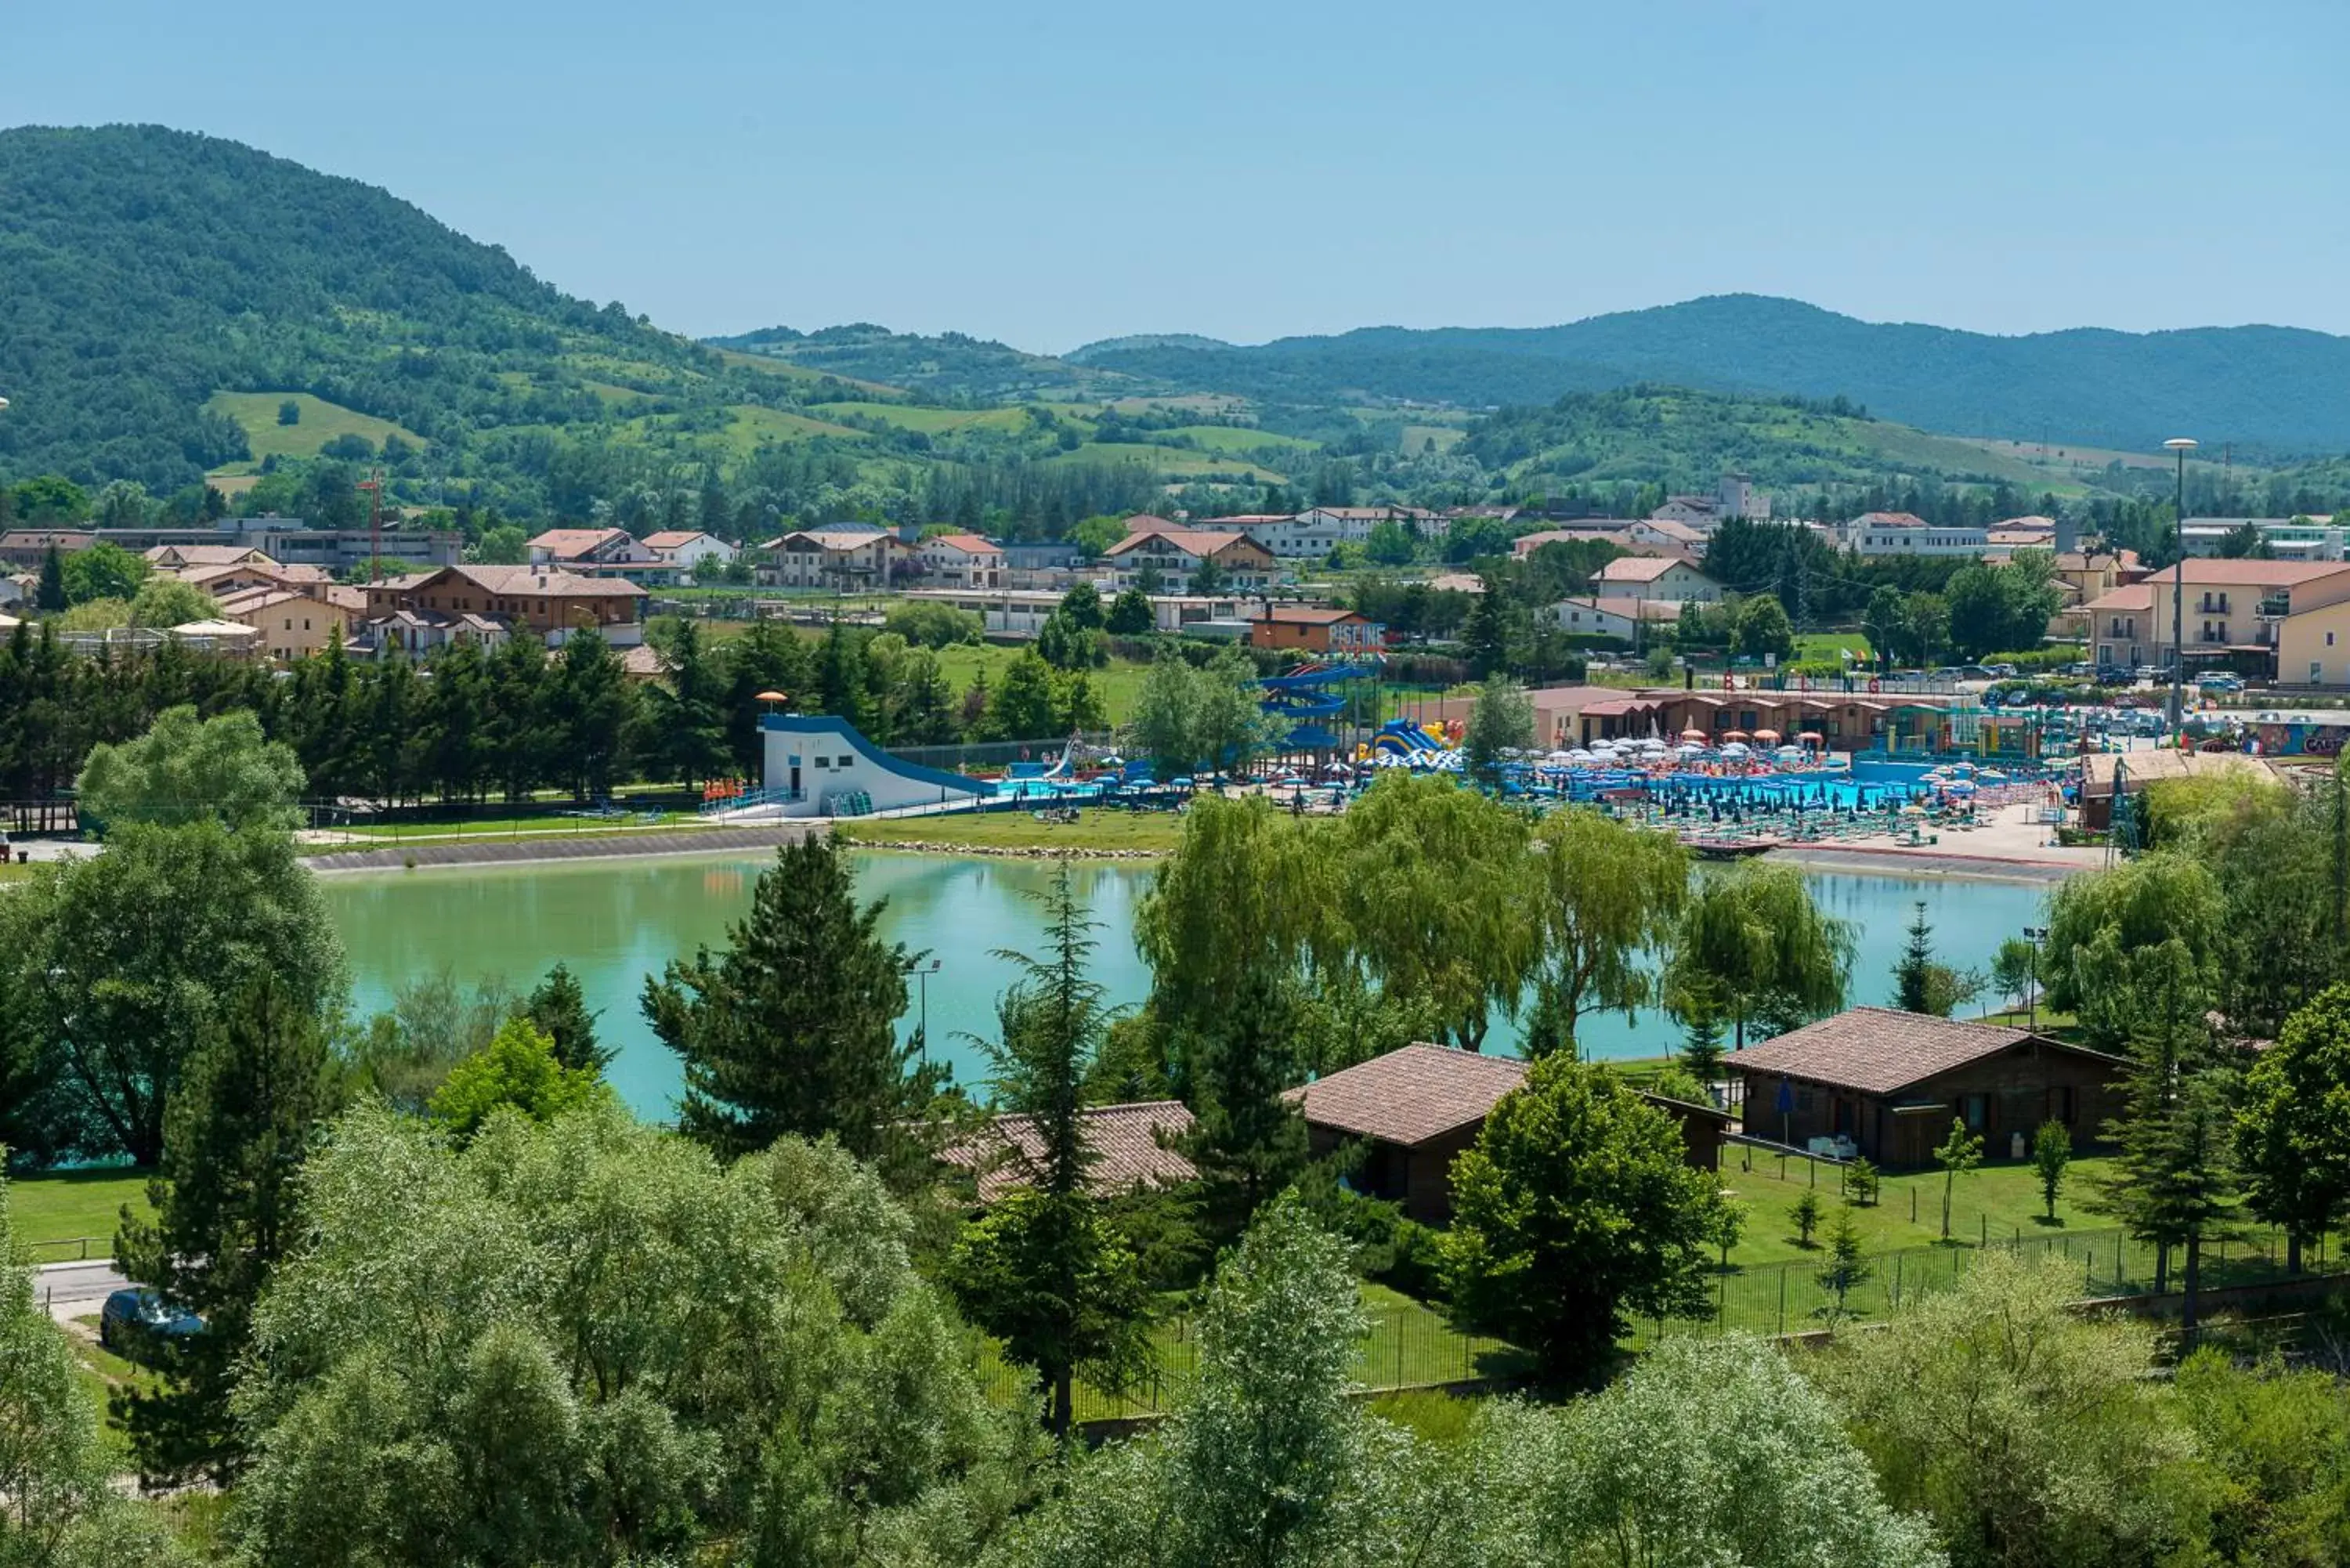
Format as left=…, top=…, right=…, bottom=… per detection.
left=12, top=1169, right=150, bottom=1259
left=309, top=809, right=701, bottom=845
left=1795, top=630, right=1871, bottom=663
left=1719, top=1150, right=2117, bottom=1266
left=204, top=391, right=428, bottom=464
left=841, top=808, right=1184, bottom=856
left=930, top=645, right=1154, bottom=725
left=1050, top=442, right=1286, bottom=482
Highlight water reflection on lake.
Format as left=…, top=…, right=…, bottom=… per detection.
left=322, top=851, right=2050, bottom=1118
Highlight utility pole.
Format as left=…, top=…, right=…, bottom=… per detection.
left=2164, top=439, right=2196, bottom=735
left=356, top=467, right=385, bottom=583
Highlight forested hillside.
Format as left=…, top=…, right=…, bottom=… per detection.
left=1077, top=294, right=2350, bottom=453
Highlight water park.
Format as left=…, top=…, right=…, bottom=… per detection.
left=688, top=662, right=2081, bottom=862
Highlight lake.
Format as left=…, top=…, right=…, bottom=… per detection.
left=321, top=851, right=2052, bottom=1116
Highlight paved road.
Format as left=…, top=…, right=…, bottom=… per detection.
left=38, top=1259, right=129, bottom=1324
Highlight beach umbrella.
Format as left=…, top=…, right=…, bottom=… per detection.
left=1546, top=750, right=1574, bottom=763
left=1676, top=742, right=1706, bottom=757
left=1797, top=731, right=1825, bottom=743
left=1900, top=803, right=1927, bottom=815
left=1722, top=730, right=1751, bottom=742
left=1776, top=745, right=1805, bottom=759
left=1946, top=779, right=1977, bottom=794
left=1680, top=728, right=1708, bottom=742
left=1720, top=741, right=1751, bottom=757
left=1752, top=728, right=1782, bottom=743
left=1979, top=768, right=2008, bottom=781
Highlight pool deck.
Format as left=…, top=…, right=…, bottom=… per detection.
left=1762, top=803, right=2103, bottom=884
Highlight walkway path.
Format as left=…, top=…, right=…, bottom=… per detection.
left=305, top=823, right=815, bottom=873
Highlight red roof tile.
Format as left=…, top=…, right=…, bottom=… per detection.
left=1723, top=1006, right=2126, bottom=1097
left=1289, top=1044, right=1529, bottom=1147
left=942, top=1100, right=1197, bottom=1200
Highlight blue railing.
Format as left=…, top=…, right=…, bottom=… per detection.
left=698, top=786, right=803, bottom=815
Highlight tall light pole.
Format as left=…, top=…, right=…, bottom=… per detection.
left=2165, top=437, right=2197, bottom=734
left=915, top=958, right=941, bottom=1059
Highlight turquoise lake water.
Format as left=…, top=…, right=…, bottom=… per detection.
left=320, top=851, right=2052, bottom=1117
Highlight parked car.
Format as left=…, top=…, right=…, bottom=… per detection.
left=2197, top=673, right=2245, bottom=693
left=99, top=1288, right=202, bottom=1360
left=1984, top=662, right=2019, bottom=678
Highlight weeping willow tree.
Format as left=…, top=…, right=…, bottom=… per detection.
left=1663, top=861, right=1853, bottom=1050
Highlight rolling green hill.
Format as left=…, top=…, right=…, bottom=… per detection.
left=1074, top=294, right=2350, bottom=455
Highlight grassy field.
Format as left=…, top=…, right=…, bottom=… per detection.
left=1719, top=1148, right=2117, bottom=1266
left=12, top=1169, right=150, bottom=1259
left=811, top=401, right=1043, bottom=435
left=1795, top=630, right=1870, bottom=662
left=930, top=645, right=1154, bottom=724
left=303, top=809, right=703, bottom=847
left=205, top=391, right=428, bottom=464
left=1401, top=424, right=1466, bottom=455
left=1050, top=442, right=1286, bottom=482
left=841, top=809, right=1184, bottom=855
left=1165, top=424, right=1319, bottom=456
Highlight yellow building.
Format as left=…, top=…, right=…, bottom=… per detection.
left=2275, top=569, right=2350, bottom=688
left=215, top=583, right=365, bottom=662
left=2137, top=559, right=2350, bottom=671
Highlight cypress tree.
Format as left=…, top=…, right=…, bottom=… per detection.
left=1894, top=901, right=1936, bottom=1013
left=35, top=546, right=66, bottom=611
left=526, top=960, right=608, bottom=1073
left=1178, top=970, right=1311, bottom=1250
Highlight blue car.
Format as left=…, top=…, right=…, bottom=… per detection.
left=99, top=1288, right=202, bottom=1357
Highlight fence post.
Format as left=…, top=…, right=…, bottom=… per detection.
left=1911, top=1187, right=1918, bottom=1224
left=1777, top=1266, right=1787, bottom=1336
left=1979, top=1212, right=1987, bottom=1248
left=1893, top=1252, right=1902, bottom=1307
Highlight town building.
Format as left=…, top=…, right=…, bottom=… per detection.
left=640, top=530, right=739, bottom=584
left=2084, top=583, right=2154, bottom=670
left=0, top=530, right=96, bottom=570
left=2179, top=515, right=2345, bottom=561
left=355, top=564, right=646, bottom=656
left=914, top=531, right=1006, bottom=588
left=215, top=582, right=366, bottom=662
left=1248, top=605, right=1382, bottom=656
left=1840, top=512, right=1989, bottom=557
left=1288, top=1044, right=1726, bottom=1224
left=526, top=526, right=667, bottom=583
left=2137, top=558, right=2350, bottom=675
left=756, top=527, right=916, bottom=590
left=1549, top=596, right=1682, bottom=642
left=1593, top=555, right=1719, bottom=603
left=899, top=587, right=1260, bottom=638
left=942, top=1101, right=1197, bottom=1202
left=2273, top=565, right=2350, bottom=686
left=1650, top=473, right=1768, bottom=529
left=1100, top=528, right=1277, bottom=592
left=1723, top=1007, right=2129, bottom=1167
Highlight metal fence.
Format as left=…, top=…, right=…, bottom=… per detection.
left=1636, top=1223, right=2346, bottom=1346
left=888, top=734, right=1115, bottom=775
left=981, top=1293, right=1520, bottom=1423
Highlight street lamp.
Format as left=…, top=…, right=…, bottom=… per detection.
left=2164, top=437, right=2198, bottom=734
left=2022, top=925, right=2049, bottom=1030
left=914, top=958, right=941, bottom=1058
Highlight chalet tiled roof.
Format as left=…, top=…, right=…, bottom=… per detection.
left=640, top=530, right=710, bottom=549
left=2083, top=584, right=2153, bottom=613
left=943, top=1100, right=1197, bottom=1201
left=1104, top=529, right=1265, bottom=560
left=526, top=526, right=632, bottom=558
left=1258, top=605, right=1362, bottom=625
left=2144, top=559, right=2350, bottom=586
left=924, top=532, right=1002, bottom=555
left=1596, top=555, right=1703, bottom=584
left=1724, top=1006, right=2124, bottom=1097
left=450, top=565, right=644, bottom=598
left=1289, top=1044, right=1528, bottom=1147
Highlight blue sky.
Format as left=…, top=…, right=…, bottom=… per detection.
left=11, top=0, right=2348, bottom=349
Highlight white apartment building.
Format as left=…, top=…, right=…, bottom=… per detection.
left=915, top=531, right=1006, bottom=587
left=1842, top=511, right=1988, bottom=557
left=757, top=528, right=915, bottom=589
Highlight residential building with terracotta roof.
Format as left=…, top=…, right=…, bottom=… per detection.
left=526, top=526, right=666, bottom=583
left=639, top=529, right=739, bottom=583
left=942, top=1100, right=1197, bottom=1202
left=1549, top=596, right=1682, bottom=642
left=1101, top=528, right=1276, bottom=592
left=1593, top=555, right=1719, bottom=603
left=215, top=583, right=360, bottom=662
left=1288, top=1044, right=1726, bottom=1223
left=0, top=530, right=94, bottom=570
left=915, top=531, right=1005, bottom=588
left=2135, top=558, right=2350, bottom=674
left=353, top=564, right=646, bottom=656
left=2084, top=583, right=2156, bottom=670
left=1724, top=1006, right=2128, bottom=1167
left=755, top=527, right=915, bottom=590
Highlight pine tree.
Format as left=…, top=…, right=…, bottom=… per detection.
left=651, top=617, right=730, bottom=788
left=948, top=866, right=1152, bottom=1436
left=642, top=834, right=941, bottom=1180
left=35, top=545, right=66, bottom=611
left=113, top=978, right=344, bottom=1485
left=816, top=615, right=868, bottom=728
left=526, top=961, right=608, bottom=1073
left=1178, top=970, right=1311, bottom=1250
left=1894, top=901, right=1936, bottom=1013
left=1679, top=988, right=1727, bottom=1087
left=1814, top=1206, right=1871, bottom=1326
left=1461, top=583, right=1510, bottom=677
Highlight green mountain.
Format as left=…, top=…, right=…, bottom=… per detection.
left=1075, top=294, right=2350, bottom=454
left=707, top=323, right=1108, bottom=401
left=0, top=124, right=868, bottom=497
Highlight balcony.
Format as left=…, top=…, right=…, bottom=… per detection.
left=2258, top=594, right=2291, bottom=618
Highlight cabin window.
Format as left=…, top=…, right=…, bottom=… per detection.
left=1961, top=1093, right=1988, bottom=1132
left=837, top=755, right=853, bottom=767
